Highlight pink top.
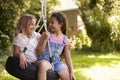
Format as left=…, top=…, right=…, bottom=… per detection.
left=50, top=33, right=64, bottom=44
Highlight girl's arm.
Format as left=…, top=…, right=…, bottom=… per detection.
left=13, top=45, right=21, bottom=57
left=64, top=45, right=73, bottom=73
left=13, top=45, right=27, bottom=69
left=36, top=31, right=50, bottom=55
left=64, top=45, right=75, bottom=80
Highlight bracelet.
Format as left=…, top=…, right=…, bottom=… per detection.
left=22, top=47, right=27, bottom=53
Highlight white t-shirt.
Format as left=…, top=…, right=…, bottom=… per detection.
left=13, top=32, right=40, bottom=63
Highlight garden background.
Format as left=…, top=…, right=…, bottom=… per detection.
left=0, top=0, right=120, bottom=80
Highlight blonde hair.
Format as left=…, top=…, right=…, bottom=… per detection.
left=15, top=14, right=36, bottom=36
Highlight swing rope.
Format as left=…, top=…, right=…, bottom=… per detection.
left=38, top=0, right=54, bottom=71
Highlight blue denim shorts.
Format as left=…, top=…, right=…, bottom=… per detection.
left=37, top=58, right=67, bottom=72
left=54, top=62, right=67, bottom=72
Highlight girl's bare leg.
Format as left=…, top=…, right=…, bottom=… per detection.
left=38, top=60, right=52, bottom=80
left=58, top=69, right=70, bottom=80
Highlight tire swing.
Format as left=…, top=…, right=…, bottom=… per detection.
left=5, top=0, right=59, bottom=80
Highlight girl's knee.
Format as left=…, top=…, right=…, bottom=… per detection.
left=38, top=60, right=52, bottom=70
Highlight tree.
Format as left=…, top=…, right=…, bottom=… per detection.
left=76, top=0, right=120, bottom=52
left=0, top=0, right=31, bottom=55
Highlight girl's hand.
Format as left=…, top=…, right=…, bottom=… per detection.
left=19, top=53, right=28, bottom=69
left=70, top=72, right=76, bottom=80
left=68, top=41, right=72, bottom=50
left=42, top=31, right=50, bottom=41
left=65, top=41, right=72, bottom=50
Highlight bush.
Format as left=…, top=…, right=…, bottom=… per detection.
left=69, top=29, right=91, bottom=50
left=76, top=0, right=120, bottom=52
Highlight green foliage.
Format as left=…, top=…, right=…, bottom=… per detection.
left=70, top=29, right=91, bottom=50
left=0, top=0, right=31, bottom=55
left=26, top=0, right=60, bottom=19
left=108, top=15, right=120, bottom=51
left=76, top=0, right=120, bottom=52
left=0, top=0, right=30, bottom=41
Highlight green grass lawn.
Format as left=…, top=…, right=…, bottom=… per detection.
left=0, top=50, right=120, bottom=80
left=72, top=50, right=120, bottom=80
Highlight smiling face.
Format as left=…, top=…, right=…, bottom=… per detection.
left=49, top=12, right=67, bottom=35
left=25, top=19, right=36, bottom=36
left=49, top=16, right=62, bottom=33
left=16, top=14, right=37, bottom=37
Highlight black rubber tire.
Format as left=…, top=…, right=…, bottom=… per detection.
left=5, top=56, right=59, bottom=80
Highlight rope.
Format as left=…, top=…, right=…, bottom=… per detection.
left=23, top=0, right=54, bottom=71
